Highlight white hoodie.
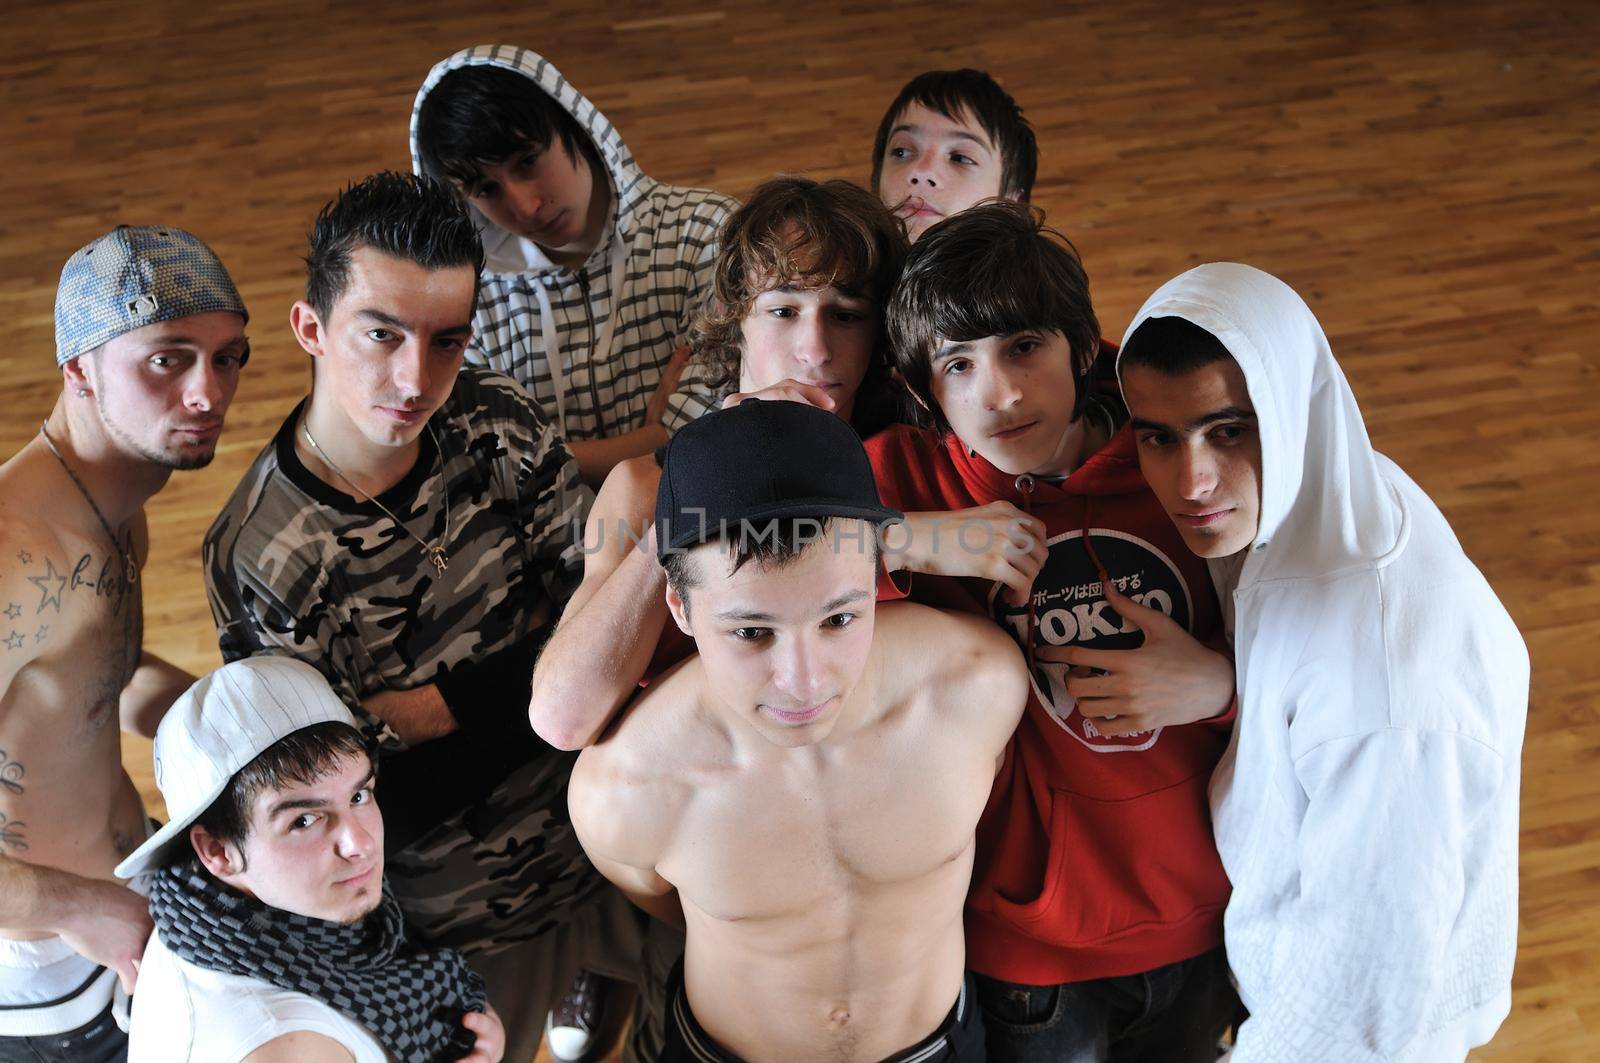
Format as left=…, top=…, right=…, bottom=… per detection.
left=411, top=45, right=736, bottom=438
left=1121, top=264, right=1528, bottom=1062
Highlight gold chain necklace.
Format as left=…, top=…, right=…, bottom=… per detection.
left=300, top=417, right=451, bottom=578
left=38, top=422, right=138, bottom=588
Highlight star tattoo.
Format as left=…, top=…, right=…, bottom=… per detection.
left=2, top=603, right=18, bottom=620
left=16, top=551, right=31, bottom=565
left=26, top=560, right=66, bottom=614
left=34, top=626, right=47, bottom=643
left=3, top=632, right=23, bottom=651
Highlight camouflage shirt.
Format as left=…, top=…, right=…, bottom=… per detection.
left=203, top=367, right=601, bottom=954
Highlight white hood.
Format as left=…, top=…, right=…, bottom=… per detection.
left=410, top=44, right=644, bottom=277
left=1118, top=263, right=1401, bottom=592
left=1117, top=264, right=1527, bottom=1062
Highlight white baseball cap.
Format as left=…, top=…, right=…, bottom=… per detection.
left=116, top=657, right=358, bottom=880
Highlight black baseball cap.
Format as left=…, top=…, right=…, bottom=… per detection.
left=655, top=399, right=903, bottom=560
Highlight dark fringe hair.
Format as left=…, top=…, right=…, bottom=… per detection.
left=688, top=176, right=908, bottom=437
left=194, top=722, right=374, bottom=864
left=662, top=516, right=882, bottom=610
left=887, top=201, right=1099, bottom=435
left=414, top=64, right=597, bottom=191
left=870, top=69, right=1037, bottom=203
left=1120, top=316, right=1236, bottom=376
left=304, top=171, right=485, bottom=320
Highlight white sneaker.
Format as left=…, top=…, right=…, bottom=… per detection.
left=545, top=969, right=603, bottom=1062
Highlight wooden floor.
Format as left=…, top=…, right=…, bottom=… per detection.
left=4, top=1, right=1597, bottom=1059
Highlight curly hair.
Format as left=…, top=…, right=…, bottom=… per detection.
left=689, top=176, right=908, bottom=432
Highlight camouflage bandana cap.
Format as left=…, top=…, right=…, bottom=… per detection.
left=54, top=225, right=248, bottom=365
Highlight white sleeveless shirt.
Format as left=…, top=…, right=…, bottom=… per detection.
left=128, top=929, right=391, bottom=1062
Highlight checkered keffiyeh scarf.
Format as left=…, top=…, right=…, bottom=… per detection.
left=149, top=864, right=486, bottom=1061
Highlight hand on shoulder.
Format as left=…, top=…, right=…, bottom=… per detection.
left=883, top=504, right=1047, bottom=606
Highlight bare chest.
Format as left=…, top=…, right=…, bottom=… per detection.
left=0, top=557, right=144, bottom=871
left=662, top=736, right=994, bottom=924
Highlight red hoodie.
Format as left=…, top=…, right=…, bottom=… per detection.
left=866, top=423, right=1233, bottom=985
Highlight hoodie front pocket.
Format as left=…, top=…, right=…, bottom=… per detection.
left=990, top=775, right=1229, bottom=947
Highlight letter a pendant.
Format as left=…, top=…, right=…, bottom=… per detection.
left=427, top=546, right=449, bottom=577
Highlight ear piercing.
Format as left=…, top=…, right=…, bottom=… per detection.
left=77, top=388, right=89, bottom=397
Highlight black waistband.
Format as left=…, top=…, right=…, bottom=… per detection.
left=666, top=960, right=970, bottom=1063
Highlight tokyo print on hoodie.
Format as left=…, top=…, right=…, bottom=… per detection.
left=1121, top=264, right=1528, bottom=1062
left=867, top=411, right=1234, bottom=986
left=411, top=45, right=736, bottom=440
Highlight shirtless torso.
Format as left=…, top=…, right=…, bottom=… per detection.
left=0, top=439, right=152, bottom=936
left=572, top=598, right=1026, bottom=1061
left=1, top=237, right=247, bottom=1028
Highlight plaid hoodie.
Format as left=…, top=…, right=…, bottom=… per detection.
left=410, top=45, right=736, bottom=438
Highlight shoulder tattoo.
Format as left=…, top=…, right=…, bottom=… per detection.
left=4, top=551, right=127, bottom=646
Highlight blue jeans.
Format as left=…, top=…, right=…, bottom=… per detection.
left=974, top=947, right=1240, bottom=1063
left=0, top=999, right=126, bottom=1063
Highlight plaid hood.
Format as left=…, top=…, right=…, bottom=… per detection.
left=410, top=44, right=646, bottom=277
left=407, top=45, right=736, bottom=440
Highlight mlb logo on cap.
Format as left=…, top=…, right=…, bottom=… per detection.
left=54, top=224, right=247, bottom=367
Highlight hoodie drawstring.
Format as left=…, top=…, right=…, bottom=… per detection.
left=1015, top=474, right=1037, bottom=672
left=533, top=232, right=629, bottom=435
left=1080, top=496, right=1113, bottom=588
left=1078, top=497, right=1120, bottom=644
left=1014, top=481, right=1118, bottom=675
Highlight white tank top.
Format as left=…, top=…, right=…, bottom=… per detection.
left=128, top=930, right=391, bottom=1062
